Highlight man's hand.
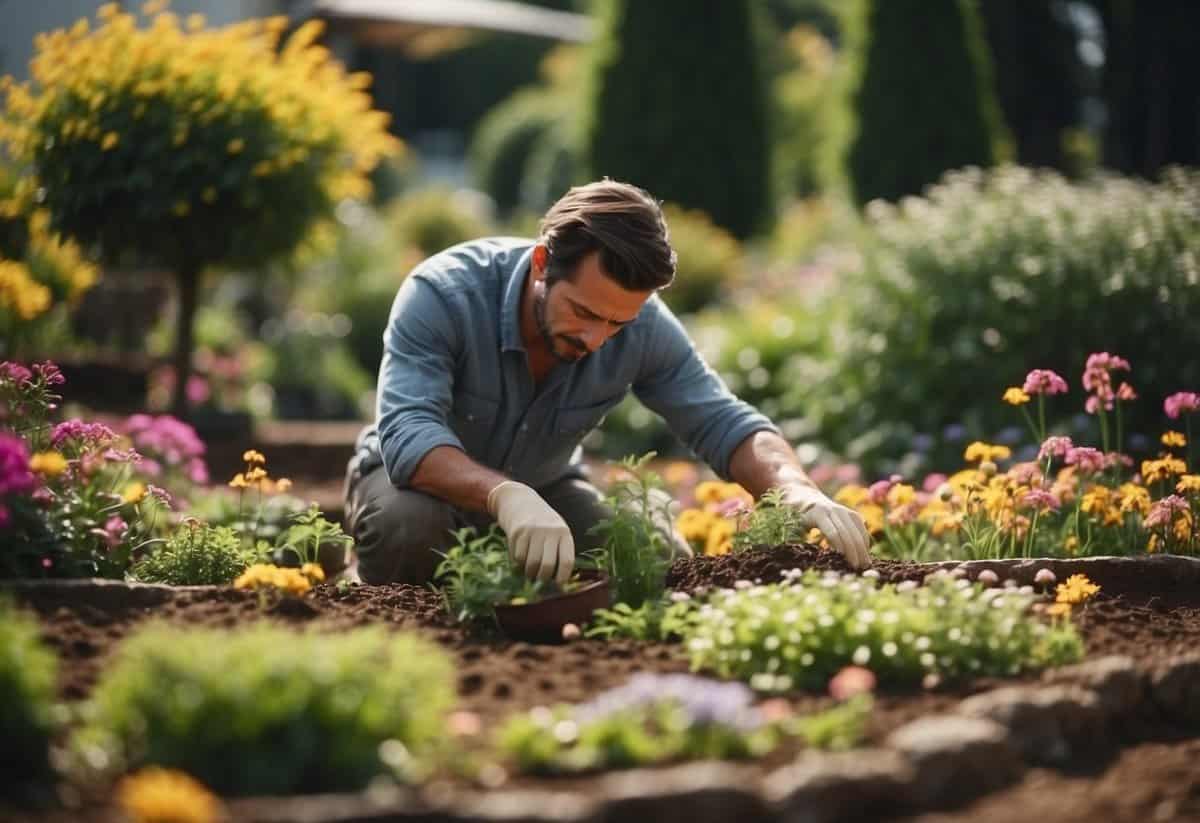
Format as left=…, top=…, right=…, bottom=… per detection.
left=779, top=483, right=873, bottom=569
left=487, top=481, right=575, bottom=584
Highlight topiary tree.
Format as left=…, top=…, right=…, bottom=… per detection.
left=584, top=0, right=772, bottom=239
left=0, top=4, right=399, bottom=414
left=845, top=0, right=1006, bottom=206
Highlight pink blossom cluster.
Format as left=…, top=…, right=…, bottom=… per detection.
left=1164, top=392, right=1200, bottom=420
left=1064, top=446, right=1105, bottom=475
left=1145, top=495, right=1189, bottom=530
left=50, top=420, right=118, bottom=450
left=1081, top=352, right=1131, bottom=414
left=1020, top=488, right=1061, bottom=513
left=0, top=433, right=35, bottom=528
left=1022, top=369, right=1068, bottom=396
left=120, top=414, right=209, bottom=485
left=1037, top=436, right=1074, bottom=461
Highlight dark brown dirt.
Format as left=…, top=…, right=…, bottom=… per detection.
left=8, top=547, right=1200, bottom=818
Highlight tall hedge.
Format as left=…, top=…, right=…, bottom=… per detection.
left=584, top=0, right=771, bottom=239
left=846, top=0, right=1005, bottom=206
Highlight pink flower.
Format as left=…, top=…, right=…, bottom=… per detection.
left=868, top=479, right=893, bottom=505
left=1116, top=382, right=1137, bottom=401
left=1023, top=369, right=1069, bottom=396
left=50, top=420, right=117, bottom=449
left=829, top=665, right=877, bottom=700
left=1037, top=436, right=1074, bottom=461
left=886, top=501, right=921, bottom=527
left=1082, top=353, right=1131, bottom=391
left=1164, top=392, right=1200, bottom=420
left=0, top=434, right=35, bottom=496
left=1008, top=461, right=1042, bottom=485
left=1020, top=488, right=1061, bottom=512
left=1145, top=495, right=1189, bottom=529
left=0, top=362, right=32, bottom=385
left=1065, top=447, right=1105, bottom=475
left=103, top=515, right=127, bottom=548
left=1104, top=452, right=1134, bottom=470
left=922, top=473, right=948, bottom=493
left=0, top=503, right=9, bottom=529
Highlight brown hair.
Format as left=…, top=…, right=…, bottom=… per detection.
left=538, top=179, right=676, bottom=291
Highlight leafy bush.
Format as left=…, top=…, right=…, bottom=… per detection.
left=0, top=598, right=58, bottom=803
left=75, top=623, right=455, bottom=794
left=811, top=166, right=1200, bottom=474
left=128, top=522, right=259, bottom=586
left=682, top=570, right=1083, bottom=691
left=386, top=187, right=493, bottom=258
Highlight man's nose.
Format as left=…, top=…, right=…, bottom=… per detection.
left=581, top=324, right=607, bottom=352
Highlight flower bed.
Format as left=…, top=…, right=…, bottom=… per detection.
left=5, top=546, right=1199, bottom=822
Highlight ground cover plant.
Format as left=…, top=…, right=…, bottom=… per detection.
left=0, top=597, right=59, bottom=804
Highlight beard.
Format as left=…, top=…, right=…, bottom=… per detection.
left=534, top=282, right=588, bottom=364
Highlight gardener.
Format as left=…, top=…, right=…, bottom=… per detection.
left=343, top=180, right=872, bottom=585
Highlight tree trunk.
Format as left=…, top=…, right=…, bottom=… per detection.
left=170, top=264, right=200, bottom=419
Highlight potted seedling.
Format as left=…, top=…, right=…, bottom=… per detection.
left=434, top=526, right=610, bottom=641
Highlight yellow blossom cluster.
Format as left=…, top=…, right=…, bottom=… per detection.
left=28, top=451, right=68, bottom=477
left=1142, top=456, right=1188, bottom=485
left=1047, top=574, right=1101, bottom=617
left=675, top=481, right=754, bottom=556
left=228, top=449, right=292, bottom=494
left=0, top=260, right=51, bottom=320
left=115, top=766, right=222, bottom=823
left=233, top=562, right=323, bottom=596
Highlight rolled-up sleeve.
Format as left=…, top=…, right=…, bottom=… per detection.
left=376, top=275, right=466, bottom=487
left=632, top=301, right=779, bottom=479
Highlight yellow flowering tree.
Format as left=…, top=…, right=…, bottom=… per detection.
left=0, top=3, right=400, bottom=412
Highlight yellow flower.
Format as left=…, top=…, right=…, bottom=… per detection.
left=1002, top=387, right=1031, bottom=406
left=834, top=484, right=870, bottom=508
left=29, top=451, right=68, bottom=477
left=964, top=442, right=1011, bottom=463
left=244, top=466, right=267, bottom=483
left=676, top=508, right=714, bottom=542
left=122, top=482, right=147, bottom=504
left=228, top=472, right=247, bottom=489
left=1142, top=458, right=1188, bottom=484
left=1177, top=475, right=1200, bottom=495
left=242, top=449, right=266, bottom=465
left=226, top=137, right=245, bottom=154
left=234, top=563, right=312, bottom=595
left=1046, top=602, right=1072, bottom=618
left=1117, top=483, right=1151, bottom=516
left=300, top=562, right=325, bottom=582
left=274, top=477, right=293, bottom=493
left=858, top=503, right=885, bottom=535
left=1055, top=573, right=1100, bottom=605
left=694, top=480, right=749, bottom=506
left=885, top=483, right=916, bottom=508
left=0, top=260, right=52, bottom=320
left=1080, top=486, right=1111, bottom=515
left=100, top=131, right=119, bottom=150
left=704, top=518, right=735, bottom=556
left=1162, top=431, right=1187, bottom=448
left=1063, top=535, right=1079, bottom=555
left=1147, top=532, right=1160, bottom=553
left=116, top=766, right=222, bottom=823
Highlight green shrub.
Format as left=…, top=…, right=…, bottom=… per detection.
left=659, top=205, right=743, bottom=315
left=585, top=0, right=772, bottom=239
left=387, top=187, right=493, bottom=258
left=682, top=570, right=1083, bottom=691
left=76, top=623, right=455, bottom=794
left=591, top=455, right=675, bottom=608
left=0, top=598, right=59, bottom=803
left=809, top=166, right=1200, bottom=473
left=845, top=0, right=1005, bottom=205
left=128, top=523, right=258, bottom=586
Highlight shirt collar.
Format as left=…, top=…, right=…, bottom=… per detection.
left=501, top=244, right=534, bottom=353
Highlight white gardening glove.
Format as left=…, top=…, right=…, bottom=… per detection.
left=779, top=483, right=873, bottom=569
left=487, top=481, right=575, bottom=584
left=646, top=487, right=693, bottom=559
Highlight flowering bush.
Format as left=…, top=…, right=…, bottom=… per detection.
left=681, top=570, right=1083, bottom=692
left=127, top=521, right=258, bottom=586
left=833, top=356, right=1199, bottom=560
left=495, top=671, right=870, bottom=774
left=0, top=2, right=400, bottom=410
left=0, top=598, right=59, bottom=804
left=74, top=623, right=455, bottom=795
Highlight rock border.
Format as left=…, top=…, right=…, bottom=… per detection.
left=6, top=555, right=1200, bottom=823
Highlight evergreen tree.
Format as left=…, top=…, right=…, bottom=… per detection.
left=584, top=0, right=772, bottom=239
left=846, top=0, right=1005, bottom=205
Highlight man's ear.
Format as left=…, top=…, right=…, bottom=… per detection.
left=531, top=243, right=549, bottom=280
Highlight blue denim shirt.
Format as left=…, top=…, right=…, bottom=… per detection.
left=355, top=238, right=778, bottom=490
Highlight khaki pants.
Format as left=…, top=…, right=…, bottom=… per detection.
left=343, top=459, right=613, bottom=585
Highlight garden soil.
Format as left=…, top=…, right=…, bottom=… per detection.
left=12, top=544, right=1200, bottom=820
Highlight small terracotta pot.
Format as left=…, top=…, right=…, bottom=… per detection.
left=493, top=569, right=611, bottom=643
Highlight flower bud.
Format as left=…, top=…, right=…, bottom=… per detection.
left=1034, top=568, right=1057, bottom=587
left=976, top=569, right=1000, bottom=587
left=979, top=460, right=998, bottom=478
left=561, top=622, right=581, bottom=641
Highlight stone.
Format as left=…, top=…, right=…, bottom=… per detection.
left=886, top=715, right=1022, bottom=808
left=958, top=685, right=1105, bottom=763
left=1042, top=656, right=1143, bottom=717
left=1150, top=654, right=1200, bottom=724
left=764, top=748, right=914, bottom=823
left=596, top=762, right=771, bottom=823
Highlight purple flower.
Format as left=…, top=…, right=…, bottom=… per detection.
left=1023, top=369, right=1069, bottom=396
left=572, top=673, right=762, bottom=732
left=1164, top=392, right=1200, bottom=420
left=0, top=434, right=35, bottom=497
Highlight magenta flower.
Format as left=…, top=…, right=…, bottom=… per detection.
left=1145, top=495, right=1189, bottom=529
left=1022, top=369, right=1069, bottom=396
left=0, top=433, right=35, bottom=497
left=1065, top=447, right=1105, bottom=475
left=102, top=515, right=127, bottom=548
left=51, top=419, right=117, bottom=449
left=1082, top=352, right=1131, bottom=414
left=1164, top=392, right=1200, bottom=420
left=0, top=362, right=32, bottom=385
left=1020, top=488, right=1061, bottom=513
left=32, top=362, right=65, bottom=386
left=1037, top=436, right=1074, bottom=461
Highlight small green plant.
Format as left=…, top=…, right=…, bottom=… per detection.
left=732, top=487, right=811, bottom=551
left=73, top=623, right=455, bottom=795
left=494, top=672, right=870, bottom=775
left=0, top=598, right=59, bottom=804
left=127, top=520, right=262, bottom=586
left=590, top=453, right=674, bottom=608
left=585, top=594, right=696, bottom=642
left=274, top=502, right=353, bottom=567
left=433, top=526, right=548, bottom=624
left=682, top=570, right=1084, bottom=691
